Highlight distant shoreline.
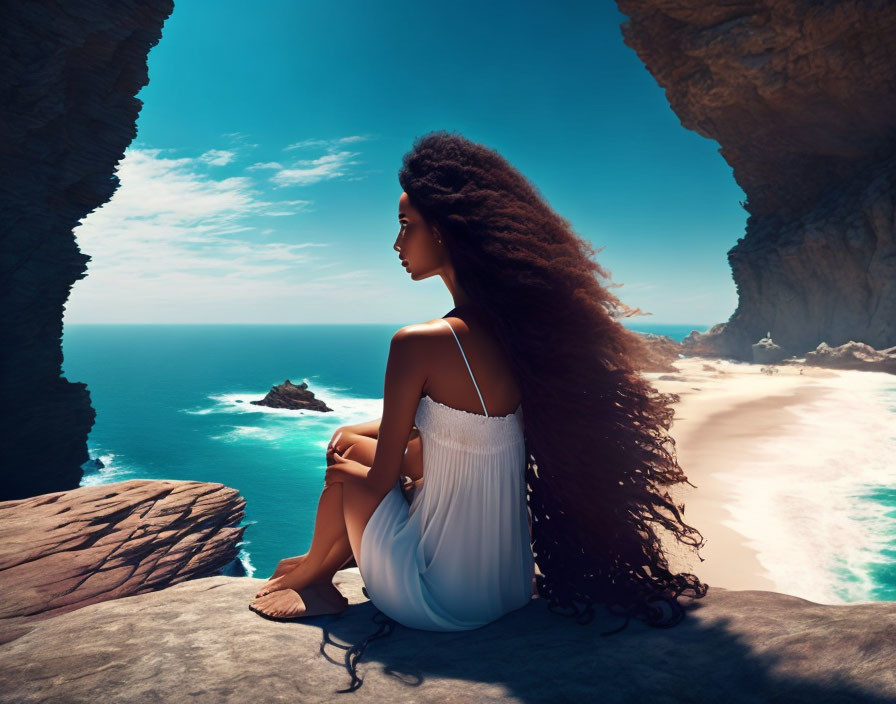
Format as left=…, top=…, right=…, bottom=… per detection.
left=649, top=357, right=895, bottom=603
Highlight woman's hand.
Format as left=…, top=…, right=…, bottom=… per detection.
left=400, top=476, right=424, bottom=504
left=327, top=428, right=346, bottom=455
left=325, top=447, right=369, bottom=486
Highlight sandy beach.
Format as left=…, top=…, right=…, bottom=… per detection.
left=344, top=356, right=896, bottom=606
left=647, top=357, right=896, bottom=603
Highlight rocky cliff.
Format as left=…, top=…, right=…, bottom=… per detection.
left=0, top=480, right=246, bottom=642
left=616, top=0, right=896, bottom=359
left=1, top=571, right=894, bottom=702
left=0, top=1, right=174, bottom=500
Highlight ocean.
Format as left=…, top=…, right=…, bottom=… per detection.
left=61, top=322, right=895, bottom=603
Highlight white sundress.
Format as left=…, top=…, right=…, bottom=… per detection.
left=358, top=318, right=535, bottom=631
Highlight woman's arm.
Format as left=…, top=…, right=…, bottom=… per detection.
left=364, top=329, right=427, bottom=496
left=326, top=329, right=427, bottom=493
left=344, top=417, right=382, bottom=439
left=341, top=417, right=419, bottom=442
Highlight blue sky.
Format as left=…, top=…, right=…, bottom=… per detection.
left=64, top=0, right=745, bottom=325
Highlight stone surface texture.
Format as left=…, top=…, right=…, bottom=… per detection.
left=752, top=334, right=787, bottom=364
left=0, top=0, right=174, bottom=500
left=629, top=331, right=684, bottom=373
left=803, top=340, right=896, bottom=374
left=0, top=571, right=894, bottom=703
left=616, top=0, right=896, bottom=359
left=0, top=479, right=245, bottom=641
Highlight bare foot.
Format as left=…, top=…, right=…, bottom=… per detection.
left=272, top=553, right=309, bottom=579
left=255, top=566, right=308, bottom=599
left=249, top=582, right=348, bottom=620
left=256, top=554, right=308, bottom=597
left=255, top=552, right=355, bottom=597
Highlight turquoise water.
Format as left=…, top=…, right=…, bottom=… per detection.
left=61, top=323, right=895, bottom=603
left=839, top=485, right=896, bottom=601
left=62, top=324, right=398, bottom=579
left=61, top=322, right=707, bottom=578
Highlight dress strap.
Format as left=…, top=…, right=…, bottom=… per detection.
left=440, top=319, right=489, bottom=416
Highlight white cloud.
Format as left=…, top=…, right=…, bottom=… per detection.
left=284, top=135, right=370, bottom=151
left=257, top=135, right=378, bottom=187
left=65, top=147, right=376, bottom=323
left=199, top=149, right=236, bottom=166
left=284, top=138, right=330, bottom=151
left=222, top=132, right=260, bottom=148
left=270, top=150, right=362, bottom=187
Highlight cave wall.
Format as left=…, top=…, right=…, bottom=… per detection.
left=0, top=1, right=175, bottom=500
left=615, top=0, right=896, bottom=359
left=727, top=152, right=895, bottom=355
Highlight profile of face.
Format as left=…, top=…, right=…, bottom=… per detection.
left=394, top=191, right=447, bottom=280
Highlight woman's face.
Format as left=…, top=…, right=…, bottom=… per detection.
left=394, top=191, right=445, bottom=280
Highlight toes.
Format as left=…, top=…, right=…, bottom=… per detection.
left=250, top=588, right=342, bottom=619
left=251, top=594, right=271, bottom=608
left=256, top=582, right=277, bottom=598
left=252, top=592, right=293, bottom=617
left=249, top=596, right=275, bottom=615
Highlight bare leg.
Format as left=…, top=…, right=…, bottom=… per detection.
left=263, top=430, right=416, bottom=584
left=254, top=481, right=350, bottom=593
left=249, top=434, right=404, bottom=618
left=249, top=481, right=354, bottom=616
left=267, top=552, right=309, bottom=580
left=254, top=474, right=359, bottom=597
left=256, top=537, right=354, bottom=597
left=251, top=480, right=371, bottom=617
left=259, top=451, right=383, bottom=591
left=258, top=432, right=374, bottom=587
left=252, top=431, right=374, bottom=603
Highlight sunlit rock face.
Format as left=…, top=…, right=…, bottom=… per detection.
left=2, top=571, right=896, bottom=701
left=0, top=1, right=174, bottom=499
left=615, top=0, right=896, bottom=359
left=0, top=480, right=246, bottom=635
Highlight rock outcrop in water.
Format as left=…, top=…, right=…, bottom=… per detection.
left=0, top=479, right=245, bottom=642
left=0, top=1, right=175, bottom=500
left=1, top=571, right=894, bottom=702
left=615, top=0, right=896, bottom=360
left=250, top=379, right=334, bottom=412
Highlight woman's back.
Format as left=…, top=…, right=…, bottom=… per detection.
left=416, top=312, right=522, bottom=418
left=358, top=317, right=534, bottom=631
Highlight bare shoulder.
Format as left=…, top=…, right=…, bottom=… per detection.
left=393, top=318, right=451, bottom=343
left=390, top=320, right=452, bottom=374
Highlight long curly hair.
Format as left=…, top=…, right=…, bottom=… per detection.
left=398, top=129, right=708, bottom=633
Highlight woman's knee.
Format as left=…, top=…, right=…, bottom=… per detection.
left=334, top=429, right=363, bottom=449
left=331, top=432, right=377, bottom=467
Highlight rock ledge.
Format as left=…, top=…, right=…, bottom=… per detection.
left=1, top=572, right=893, bottom=703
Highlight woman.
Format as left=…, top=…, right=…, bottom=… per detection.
left=249, top=130, right=707, bottom=639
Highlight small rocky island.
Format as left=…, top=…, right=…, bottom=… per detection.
left=250, top=379, right=334, bottom=412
